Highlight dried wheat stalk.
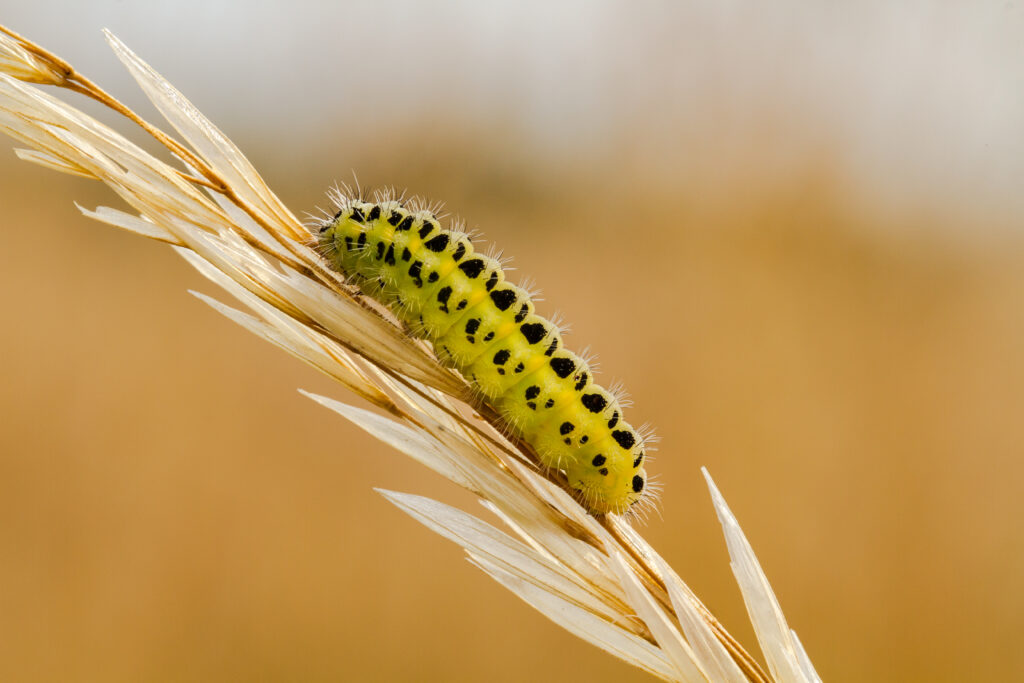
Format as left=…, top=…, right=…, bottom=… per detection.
left=0, top=24, right=821, bottom=683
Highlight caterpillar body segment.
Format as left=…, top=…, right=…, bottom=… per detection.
left=318, top=199, right=648, bottom=515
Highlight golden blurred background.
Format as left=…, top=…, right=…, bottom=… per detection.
left=2, top=2, right=1023, bottom=681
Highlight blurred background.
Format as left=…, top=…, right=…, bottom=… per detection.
left=1, top=1, right=1023, bottom=681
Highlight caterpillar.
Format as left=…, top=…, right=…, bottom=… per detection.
left=316, top=193, right=650, bottom=515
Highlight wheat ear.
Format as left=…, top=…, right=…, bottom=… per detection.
left=0, top=24, right=821, bottom=683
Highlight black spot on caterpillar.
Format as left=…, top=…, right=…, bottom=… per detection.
left=520, top=323, right=546, bottom=345
left=489, top=288, right=517, bottom=311
left=317, top=198, right=649, bottom=514
left=458, top=258, right=485, bottom=278
left=550, top=357, right=575, bottom=378
left=581, top=393, right=608, bottom=414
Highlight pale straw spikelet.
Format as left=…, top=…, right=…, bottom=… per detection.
left=0, top=25, right=821, bottom=683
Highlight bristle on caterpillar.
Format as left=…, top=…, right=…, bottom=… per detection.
left=315, top=194, right=651, bottom=515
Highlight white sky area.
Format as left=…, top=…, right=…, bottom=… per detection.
left=3, top=0, right=1024, bottom=227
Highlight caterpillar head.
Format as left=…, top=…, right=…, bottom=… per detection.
left=573, top=460, right=648, bottom=515
left=566, top=420, right=649, bottom=515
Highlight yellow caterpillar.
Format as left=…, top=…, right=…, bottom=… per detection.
left=317, top=196, right=649, bottom=514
